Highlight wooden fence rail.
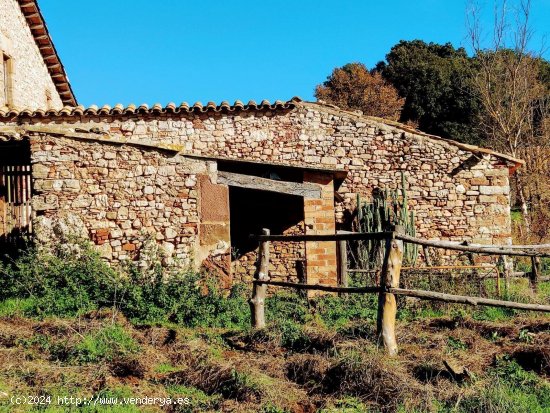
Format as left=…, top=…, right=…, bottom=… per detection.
left=395, top=233, right=550, bottom=257
left=249, top=228, right=550, bottom=356
left=252, top=281, right=550, bottom=313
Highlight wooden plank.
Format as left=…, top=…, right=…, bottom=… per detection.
left=396, top=233, right=550, bottom=257
left=217, top=170, right=321, bottom=199
left=389, top=287, right=550, bottom=313
left=253, top=231, right=392, bottom=242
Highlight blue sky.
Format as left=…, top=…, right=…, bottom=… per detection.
left=39, top=0, right=550, bottom=108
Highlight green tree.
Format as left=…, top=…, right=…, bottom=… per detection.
left=376, top=40, right=480, bottom=144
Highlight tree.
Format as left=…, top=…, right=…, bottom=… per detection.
left=376, top=40, right=480, bottom=144
left=315, top=63, right=404, bottom=121
left=467, top=0, right=550, bottom=238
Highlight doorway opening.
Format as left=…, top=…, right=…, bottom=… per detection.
left=0, top=138, right=32, bottom=252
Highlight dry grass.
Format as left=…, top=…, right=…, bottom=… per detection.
left=0, top=310, right=548, bottom=412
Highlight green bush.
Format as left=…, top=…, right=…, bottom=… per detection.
left=0, top=242, right=250, bottom=328
left=121, top=264, right=249, bottom=328
left=0, top=243, right=120, bottom=316
left=265, top=291, right=310, bottom=325
left=315, top=293, right=378, bottom=328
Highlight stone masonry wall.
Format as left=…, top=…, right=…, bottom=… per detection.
left=29, top=134, right=207, bottom=267
left=8, top=100, right=514, bottom=280
left=0, top=0, right=63, bottom=110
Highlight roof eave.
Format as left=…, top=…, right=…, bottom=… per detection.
left=17, top=0, right=77, bottom=106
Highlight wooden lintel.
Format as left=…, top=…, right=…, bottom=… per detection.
left=217, top=170, right=322, bottom=199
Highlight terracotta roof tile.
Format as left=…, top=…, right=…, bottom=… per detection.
left=0, top=98, right=299, bottom=118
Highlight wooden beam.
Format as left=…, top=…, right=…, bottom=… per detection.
left=250, top=280, right=550, bottom=312
left=252, top=231, right=392, bottom=242
left=390, top=287, right=550, bottom=313
left=217, top=170, right=322, bottom=198
left=253, top=280, right=381, bottom=293
left=396, top=234, right=550, bottom=257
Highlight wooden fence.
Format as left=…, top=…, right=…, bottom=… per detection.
left=248, top=227, right=550, bottom=356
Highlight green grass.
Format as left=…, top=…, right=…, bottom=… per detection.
left=72, top=325, right=139, bottom=363
left=0, top=297, right=35, bottom=317
left=154, top=363, right=180, bottom=374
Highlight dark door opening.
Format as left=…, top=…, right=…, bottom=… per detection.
left=229, top=186, right=304, bottom=258
left=0, top=138, right=32, bottom=252
left=229, top=186, right=306, bottom=281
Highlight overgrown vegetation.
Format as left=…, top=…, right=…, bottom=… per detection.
left=0, top=244, right=548, bottom=412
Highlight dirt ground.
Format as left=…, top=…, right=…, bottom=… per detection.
left=0, top=310, right=548, bottom=412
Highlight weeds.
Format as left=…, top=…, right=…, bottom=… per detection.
left=72, top=325, right=139, bottom=363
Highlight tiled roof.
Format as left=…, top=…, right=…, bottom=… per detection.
left=0, top=98, right=298, bottom=118
left=17, top=0, right=77, bottom=106
left=0, top=97, right=523, bottom=168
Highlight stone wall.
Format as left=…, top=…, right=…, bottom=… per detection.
left=3, top=100, right=515, bottom=281
left=29, top=134, right=206, bottom=268
left=0, top=0, right=63, bottom=110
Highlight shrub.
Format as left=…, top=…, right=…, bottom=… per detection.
left=315, top=293, right=378, bottom=328
left=265, top=291, right=310, bottom=325
left=121, top=265, right=249, bottom=328
left=0, top=241, right=251, bottom=328
left=0, top=243, right=120, bottom=317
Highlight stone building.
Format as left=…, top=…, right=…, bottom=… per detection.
left=0, top=0, right=523, bottom=286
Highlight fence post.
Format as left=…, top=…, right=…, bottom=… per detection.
left=503, top=256, right=512, bottom=294
left=377, top=225, right=404, bottom=356
left=495, top=266, right=501, bottom=297
left=530, top=256, right=541, bottom=292
left=337, top=230, right=348, bottom=289
left=423, top=245, right=432, bottom=266
left=250, top=228, right=270, bottom=329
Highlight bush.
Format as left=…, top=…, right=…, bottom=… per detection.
left=315, top=293, right=378, bottom=328
left=0, top=243, right=120, bottom=316
left=0, top=242, right=250, bottom=328
left=121, top=265, right=249, bottom=328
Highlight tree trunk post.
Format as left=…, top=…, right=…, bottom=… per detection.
left=530, top=256, right=541, bottom=292
left=498, top=256, right=512, bottom=295
left=337, top=230, right=348, bottom=290
left=377, top=225, right=404, bottom=356
left=495, top=266, right=501, bottom=297
left=250, top=228, right=270, bottom=329
left=423, top=245, right=432, bottom=266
